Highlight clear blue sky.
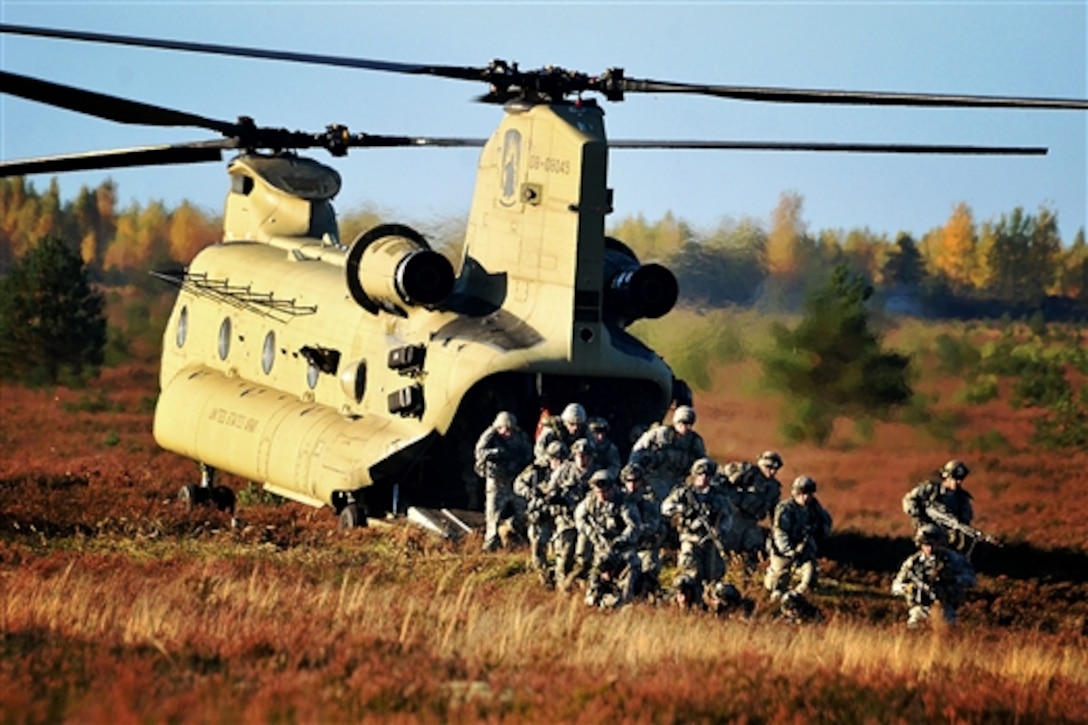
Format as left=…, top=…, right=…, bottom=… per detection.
left=2, top=1, right=1086, bottom=243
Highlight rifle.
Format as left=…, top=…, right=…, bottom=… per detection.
left=684, top=488, right=727, bottom=559
left=925, top=503, right=1002, bottom=557
left=900, top=566, right=936, bottom=606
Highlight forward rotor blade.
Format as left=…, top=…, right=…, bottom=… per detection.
left=0, top=70, right=238, bottom=134
left=0, top=141, right=230, bottom=177
left=618, top=78, right=1088, bottom=111
left=0, top=23, right=486, bottom=82
left=607, top=140, right=1049, bottom=155
left=4, top=23, right=1085, bottom=110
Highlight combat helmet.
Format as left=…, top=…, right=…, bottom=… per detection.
left=620, top=462, right=645, bottom=483
left=588, top=416, right=610, bottom=433
left=673, top=405, right=697, bottom=425
left=757, top=450, right=783, bottom=470
left=942, top=459, right=970, bottom=480
left=589, top=470, right=613, bottom=489
left=561, top=403, right=587, bottom=426
left=493, top=411, right=517, bottom=429
left=791, top=475, right=817, bottom=495
left=690, top=457, right=716, bottom=476
left=915, top=523, right=944, bottom=546
left=544, top=440, right=568, bottom=461
left=570, top=438, right=593, bottom=456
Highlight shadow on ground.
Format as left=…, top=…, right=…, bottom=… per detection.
left=824, top=530, right=1088, bottom=583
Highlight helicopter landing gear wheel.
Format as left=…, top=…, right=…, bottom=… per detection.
left=210, top=485, right=236, bottom=514
left=178, top=484, right=210, bottom=511
left=179, top=484, right=235, bottom=513
left=338, top=503, right=368, bottom=531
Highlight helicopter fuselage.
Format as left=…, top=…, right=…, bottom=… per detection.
left=153, top=100, right=682, bottom=512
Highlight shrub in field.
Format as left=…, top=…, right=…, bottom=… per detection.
left=958, top=374, right=1000, bottom=405
left=967, top=429, right=1012, bottom=454
left=934, top=331, right=982, bottom=377
left=759, top=264, right=912, bottom=445
left=1031, top=389, right=1088, bottom=449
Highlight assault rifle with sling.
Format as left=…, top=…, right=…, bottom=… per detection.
left=925, top=503, right=1002, bottom=557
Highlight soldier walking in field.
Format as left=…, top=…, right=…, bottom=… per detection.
left=575, top=470, right=643, bottom=607
left=516, top=440, right=568, bottom=584
left=620, top=462, right=666, bottom=597
left=542, top=438, right=597, bottom=587
left=765, top=475, right=832, bottom=618
left=903, top=459, right=997, bottom=559
left=474, top=411, right=533, bottom=551
left=720, top=450, right=783, bottom=570
left=891, top=523, right=977, bottom=628
left=630, top=405, right=707, bottom=502
left=587, top=416, right=623, bottom=480
left=534, top=402, right=590, bottom=461
left=660, top=457, right=734, bottom=609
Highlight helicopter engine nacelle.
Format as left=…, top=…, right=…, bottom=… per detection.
left=345, top=223, right=455, bottom=315
left=603, top=238, right=679, bottom=325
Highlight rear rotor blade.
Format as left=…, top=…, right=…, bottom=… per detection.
left=608, top=140, right=1049, bottom=155
left=0, top=70, right=238, bottom=133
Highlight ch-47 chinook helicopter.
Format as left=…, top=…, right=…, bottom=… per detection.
left=3, top=24, right=1087, bottom=527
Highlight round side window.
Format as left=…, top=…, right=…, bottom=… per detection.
left=218, top=317, right=232, bottom=361
left=261, top=331, right=276, bottom=374
left=175, top=305, right=189, bottom=348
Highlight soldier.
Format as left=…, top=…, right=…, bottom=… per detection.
left=764, top=475, right=832, bottom=605
left=575, top=470, right=643, bottom=607
left=620, top=462, right=666, bottom=596
left=515, top=440, right=568, bottom=583
left=661, top=457, right=734, bottom=608
left=534, top=402, right=589, bottom=461
left=720, top=450, right=783, bottom=569
left=474, top=411, right=533, bottom=551
left=587, top=417, right=623, bottom=479
left=891, top=524, right=977, bottom=628
left=542, top=438, right=597, bottom=586
left=630, top=405, right=707, bottom=502
left=902, top=459, right=978, bottom=555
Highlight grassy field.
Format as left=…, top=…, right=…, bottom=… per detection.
left=2, top=317, right=1087, bottom=721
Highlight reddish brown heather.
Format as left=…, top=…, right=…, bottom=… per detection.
left=2, top=355, right=1087, bottom=721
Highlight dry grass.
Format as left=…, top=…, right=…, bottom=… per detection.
left=3, top=535, right=1086, bottom=721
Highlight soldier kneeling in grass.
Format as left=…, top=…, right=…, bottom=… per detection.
left=892, top=523, right=977, bottom=629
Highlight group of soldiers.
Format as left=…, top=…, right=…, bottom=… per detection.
left=474, top=403, right=993, bottom=627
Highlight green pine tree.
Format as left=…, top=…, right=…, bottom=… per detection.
left=0, top=235, right=106, bottom=385
left=760, top=264, right=912, bottom=445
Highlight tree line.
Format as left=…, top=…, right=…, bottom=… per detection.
left=2, top=177, right=1087, bottom=317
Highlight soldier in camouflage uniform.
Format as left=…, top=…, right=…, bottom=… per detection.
left=720, top=450, right=783, bottom=569
left=892, top=523, right=977, bottom=628
left=575, top=470, right=643, bottom=607
left=474, top=411, right=533, bottom=551
left=588, top=417, right=623, bottom=480
left=661, top=457, right=734, bottom=608
left=764, top=475, right=832, bottom=601
left=542, top=438, right=597, bottom=586
left=630, top=405, right=707, bottom=502
left=620, top=463, right=666, bottom=595
left=902, top=459, right=976, bottom=555
left=534, top=402, right=589, bottom=461
left=515, top=440, right=568, bottom=583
